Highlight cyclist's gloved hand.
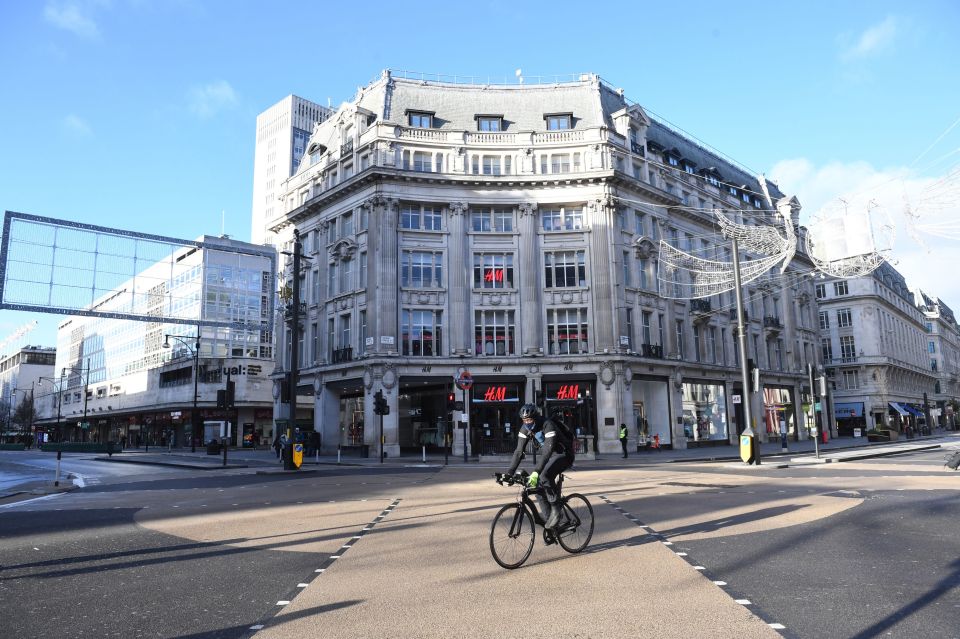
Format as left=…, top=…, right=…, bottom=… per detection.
left=527, top=471, right=539, bottom=488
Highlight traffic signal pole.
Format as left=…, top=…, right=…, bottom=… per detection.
left=284, top=230, right=302, bottom=471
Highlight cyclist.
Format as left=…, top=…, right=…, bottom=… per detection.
left=504, top=403, right=575, bottom=529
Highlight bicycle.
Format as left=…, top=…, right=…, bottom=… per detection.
left=490, top=470, right=594, bottom=569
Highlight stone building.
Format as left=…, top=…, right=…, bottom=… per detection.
left=266, top=70, right=823, bottom=457
left=818, top=262, right=942, bottom=435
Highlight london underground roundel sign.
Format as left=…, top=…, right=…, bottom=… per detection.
left=455, top=370, right=473, bottom=391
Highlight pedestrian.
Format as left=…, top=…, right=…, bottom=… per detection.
left=619, top=423, right=629, bottom=458
left=273, top=433, right=281, bottom=459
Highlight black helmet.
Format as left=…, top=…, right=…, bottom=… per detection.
left=519, top=403, right=539, bottom=419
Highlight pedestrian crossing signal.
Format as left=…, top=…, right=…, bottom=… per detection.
left=374, top=390, right=389, bottom=415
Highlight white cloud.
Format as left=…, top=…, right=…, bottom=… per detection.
left=770, top=158, right=960, bottom=306
left=62, top=113, right=93, bottom=137
left=187, top=80, right=238, bottom=118
left=43, top=2, right=100, bottom=39
left=842, top=16, right=898, bottom=60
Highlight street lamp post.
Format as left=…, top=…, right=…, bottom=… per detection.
left=163, top=331, right=201, bottom=453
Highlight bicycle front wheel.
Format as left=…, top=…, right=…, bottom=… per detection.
left=557, top=493, right=594, bottom=553
left=489, top=503, right=535, bottom=569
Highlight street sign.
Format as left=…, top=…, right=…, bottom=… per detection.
left=455, top=370, right=473, bottom=391
left=293, top=443, right=303, bottom=468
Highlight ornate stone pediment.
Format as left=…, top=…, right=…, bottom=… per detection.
left=633, top=235, right=658, bottom=260
left=329, top=238, right=358, bottom=262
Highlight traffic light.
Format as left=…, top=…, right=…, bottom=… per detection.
left=446, top=392, right=457, bottom=411
left=374, top=390, right=389, bottom=415
left=226, top=380, right=235, bottom=408
left=216, top=389, right=227, bottom=409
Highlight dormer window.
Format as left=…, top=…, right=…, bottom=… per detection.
left=476, top=115, right=503, bottom=132
left=742, top=191, right=751, bottom=203
left=727, top=185, right=738, bottom=196
left=544, top=113, right=572, bottom=130
left=407, top=110, right=434, bottom=128
left=683, top=163, right=696, bottom=174
left=667, top=155, right=679, bottom=167
left=753, top=198, right=763, bottom=208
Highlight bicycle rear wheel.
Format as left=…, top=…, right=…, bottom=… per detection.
left=489, top=503, right=535, bottom=569
left=557, top=493, right=594, bottom=553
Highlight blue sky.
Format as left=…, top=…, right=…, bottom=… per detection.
left=1, top=0, right=959, bottom=349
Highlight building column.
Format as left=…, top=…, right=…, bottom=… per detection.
left=518, top=202, right=542, bottom=355
left=588, top=196, right=616, bottom=353
left=447, top=201, right=470, bottom=355
left=370, top=197, right=399, bottom=355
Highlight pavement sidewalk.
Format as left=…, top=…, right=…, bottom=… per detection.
left=87, top=430, right=960, bottom=471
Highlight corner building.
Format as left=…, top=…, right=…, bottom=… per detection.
left=268, top=70, right=822, bottom=457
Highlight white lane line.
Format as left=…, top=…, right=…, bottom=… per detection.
left=735, top=599, right=752, bottom=605
left=297, top=583, right=308, bottom=588
left=0, top=493, right=66, bottom=510
left=713, top=581, right=727, bottom=586
left=315, top=569, right=325, bottom=573
left=276, top=601, right=290, bottom=606
left=249, top=625, right=264, bottom=630
left=769, top=623, right=786, bottom=630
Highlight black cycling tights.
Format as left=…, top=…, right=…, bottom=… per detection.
left=540, top=453, right=574, bottom=503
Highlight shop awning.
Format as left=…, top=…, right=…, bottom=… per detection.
left=904, top=404, right=924, bottom=417
left=834, top=402, right=864, bottom=419
left=888, top=402, right=909, bottom=416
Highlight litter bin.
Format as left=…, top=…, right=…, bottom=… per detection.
left=206, top=439, right=220, bottom=455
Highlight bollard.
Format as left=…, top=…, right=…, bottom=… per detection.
left=337, top=445, right=341, bottom=465
left=54, top=450, right=62, bottom=487
left=422, top=445, right=426, bottom=463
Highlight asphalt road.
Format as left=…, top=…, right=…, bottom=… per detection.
left=1, top=447, right=959, bottom=638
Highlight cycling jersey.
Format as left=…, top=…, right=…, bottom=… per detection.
left=506, top=415, right=574, bottom=476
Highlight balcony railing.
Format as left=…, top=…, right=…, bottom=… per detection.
left=641, top=343, right=664, bottom=359
left=331, top=347, right=353, bottom=364
left=691, top=299, right=712, bottom=313
left=763, top=315, right=783, bottom=329
left=340, top=139, right=354, bottom=156
left=630, top=141, right=645, bottom=156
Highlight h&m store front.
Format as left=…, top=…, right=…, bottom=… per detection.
left=333, top=374, right=598, bottom=456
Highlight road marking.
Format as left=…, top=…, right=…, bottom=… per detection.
left=249, top=625, right=264, bottom=630
left=602, top=494, right=785, bottom=635
left=0, top=493, right=65, bottom=510
left=276, top=601, right=290, bottom=606
left=297, top=583, right=308, bottom=588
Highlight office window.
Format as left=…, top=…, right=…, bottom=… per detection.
left=359, top=252, right=367, bottom=288
left=837, top=308, right=852, bottom=328
left=327, top=262, right=337, bottom=297
left=842, top=369, right=859, bottom=390
left=834, top=281, right=849, bottom=296
left=708, top=327, right=717, bottom=364
left=639, top=258, right=649, bottom=290
left=676, top=320, right=685, bottom=360
left=339, top=257, right=352, bottom=293
left=642, top=311, right=652, bottom=345
left=550, top=154, right=571, bottom=173
left=932, top=358, right=939, bottom=371
left=471, top=207, right=513, bottom=232
left=401, top=203, right=443, bottom=230
left=477, top=116, right=502, bottom=131
left=311, top=322, right=318, bottom=363
left=413, top=151, right=433, bottom=172
left=547, top=307, right=589, bottom=354
left=401, top=251, right=443, bottom=288
left=819, top=311, right=830, bottom=330
left=473, top=253, right=515, bottom=289
left=545, top=113, right=572, bottom=130
left=622, top=252, right=632, bottom=287
left=482, top=155, right=501, bottom=175
left=624, top=308, right=633, bottom=350
left=693, top=324, right=701, bottom=362
left=840, top=335, right=856, bottom=360
left=402, top=309, right=443, bottom=356
left=475, top=310, right=515, bottom=356
left=544, top=251, right=586, bottom=288
left=408, top=111, right=433, bottom=128
left=359, top=310, right=367, bottom=355
left=339, top=313, right=351, bottom=349
left=929, top=341, right=937, bottom=353
left=541, top=206, right=584, bottom=231
left=815, top=283, right=826, bottom=299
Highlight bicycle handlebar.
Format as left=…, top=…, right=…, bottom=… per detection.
left=494, top=471, right=529, bottom=486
